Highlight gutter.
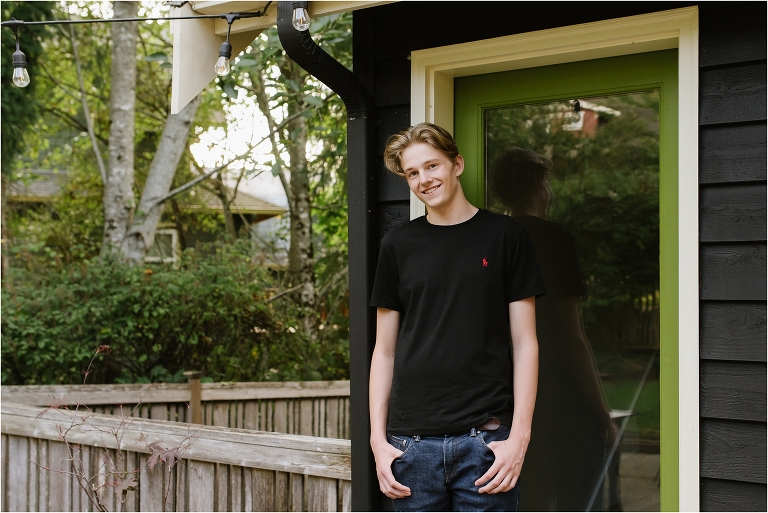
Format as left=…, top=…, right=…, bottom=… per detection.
left=276, top=2, right=377, bottom=511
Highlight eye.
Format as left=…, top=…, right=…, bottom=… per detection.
left=407, top=170, right=418, bottom=179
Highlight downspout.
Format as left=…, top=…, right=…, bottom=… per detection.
left=276, top=3, right=378, bottom=511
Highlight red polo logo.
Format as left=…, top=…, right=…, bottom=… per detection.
left=482, top=258, right=488, bottom=267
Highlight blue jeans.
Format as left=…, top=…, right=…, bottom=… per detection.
left=387, top=425, right=520, bottom=512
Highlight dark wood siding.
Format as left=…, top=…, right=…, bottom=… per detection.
left=699, top=3, right=767, bottom=509
left=353, top=2, right=766, bottom=509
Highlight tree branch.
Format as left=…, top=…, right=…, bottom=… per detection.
left=68, top=24, right=107, bottom=184
left=267, top=283, right=304, bottom=303
left=248, top=70, right=295, bottom=213
left=148, top=109, right=306, bottom=208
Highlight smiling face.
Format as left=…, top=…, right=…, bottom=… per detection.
left=401, top=142, right=466, bottom=213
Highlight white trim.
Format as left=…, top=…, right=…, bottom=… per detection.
left=410, top=7, right=699, bottom=510
left=144, top=228, right=179, bottom=264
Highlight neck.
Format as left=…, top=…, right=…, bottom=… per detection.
left=426, top=197, right=479, bottom=225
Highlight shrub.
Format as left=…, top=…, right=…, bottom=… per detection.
left=2, top=241, right=349, bottom=385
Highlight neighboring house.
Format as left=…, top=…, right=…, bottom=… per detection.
left=172, top=2, right=766, bottom=511
left=7, top=169, right=286, bottom=263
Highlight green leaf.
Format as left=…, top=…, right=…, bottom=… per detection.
left=223, top=83, right=239, bottom=99
left=236, top=56, right=257, bottom=67
left=144, top=52, right=168, bottom=62
left=159, top=62, right=173, bottom=69
left=271, top=162, right=282, bottom=176
left=303, top=95, right=323, bottom=107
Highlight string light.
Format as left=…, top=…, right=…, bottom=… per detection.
left=214, top=14, right=239, bottom=76
left=11, top=23, right=30, bottom=88
left=291, top=2, right=310, bottom=31
left=0, top=2, right=273, bottom=87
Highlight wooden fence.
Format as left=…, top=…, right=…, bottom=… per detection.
left=1, top=402, right=351, bottom=512
left=1, top=380, right=351, bottom=439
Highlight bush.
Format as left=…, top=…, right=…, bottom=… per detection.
left=2, top=241, right=349, bottom=385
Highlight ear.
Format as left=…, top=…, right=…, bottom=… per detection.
left=454, top=155, right=465, bottom=177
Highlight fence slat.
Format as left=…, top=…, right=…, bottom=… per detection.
left=215, top=463, right=229, bottom=511
left=47, top=441, right=72, bottom=512
left=38, top=439, right=50, bottom=512
left=150, top=403, right=168, bottom=422
left=188, top=460, right=215, bottom=511
left=243, top=467, right=253, bottom=512
left=308, top=475, right=337, bottom=512
left=274, top=400, right=288, bottom=433
left=28, top=438, right=40, bottom=512
left=274, top=471, right=289, bottom=512
left=174, top=458, right=188, bottom=513
left=72, top=444, right=90, bottom=512
left=7, top=435, right=29, bottom=511
left=230, top=464, right=243, bottom=511
left=300, top=400, right=314, bottom=436
left=290, top=472, right=304, bottom=512
left=124, top=450, right=140, bottom=512
left=325, top=399, right=339, bottom=439
left=244, top=402, right=258, bottom=431
left=139, top=454, right=164, bottom=512
left=340, top=480, right=351, bottom=512
left=252, top=468, right=275, bottom=512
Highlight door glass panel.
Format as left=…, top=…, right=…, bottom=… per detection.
left=485, top=91, right=660, bottom=511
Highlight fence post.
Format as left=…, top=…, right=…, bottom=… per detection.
left=183, top=370, right=203, bottom=424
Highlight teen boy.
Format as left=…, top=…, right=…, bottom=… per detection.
left=369, top=123, right=546, bottom=511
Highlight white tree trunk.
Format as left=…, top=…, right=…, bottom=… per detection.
left=102, top=1, right=138, bottom=253
left=120, top=95, right=201, bottom=262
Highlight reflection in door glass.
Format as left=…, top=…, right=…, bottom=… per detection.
left=485, top=92, right=660, bottom=511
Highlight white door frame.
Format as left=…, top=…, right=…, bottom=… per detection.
left=409, top=7, right=699, bottom=511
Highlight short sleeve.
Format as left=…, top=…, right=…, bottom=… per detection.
left=506, top=228, right=547, bottom=303
left=370, top=237, right=403, bottom=311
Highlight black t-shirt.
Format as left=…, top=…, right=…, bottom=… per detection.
left=370, top=209, right=546, bottom=435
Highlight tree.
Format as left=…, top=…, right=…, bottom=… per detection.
left=220, top=14, right=352, bottom=342
left=1, top=1, right=54, bottom=276
left=8, top=2, right=218, bottom=265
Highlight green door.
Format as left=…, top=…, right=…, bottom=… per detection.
left=454, top=50, right=678, bottom=511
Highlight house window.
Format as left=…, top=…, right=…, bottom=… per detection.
left=145, top=229, right=178, bottom=263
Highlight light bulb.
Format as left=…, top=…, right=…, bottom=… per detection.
left=12, top=48, right=30, bottom=88
left=12, top=66, right=30, bottom=88
left=214, top=56, right=230, bottom=76
left=214, top=39, right=232, bottom=76
left=292, top=7, right=310, bottom=31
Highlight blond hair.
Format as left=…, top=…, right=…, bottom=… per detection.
left=383, top=123, right=460, bottom=177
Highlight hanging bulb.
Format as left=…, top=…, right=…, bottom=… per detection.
left=214, top=40, right=232, bottom=76
left=12, top=65, right=30, bottom=87
left=214, top=55, right=230, bottom=76
left=570, top=99, right=581, bottom=124
left=12, top=48, right=30, bottom=88
left=292, top=2, right=310, bottom=31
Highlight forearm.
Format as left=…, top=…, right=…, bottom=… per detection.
left=369, top=349, right=395, bottom=444
left=369, top=308, right=400, bottom=446
left=509, top=297, right=538, bottom=441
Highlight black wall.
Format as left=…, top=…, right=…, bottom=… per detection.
left=352, top=2, right=766, bottom=510
left=698, top=3, right=767, bottom=511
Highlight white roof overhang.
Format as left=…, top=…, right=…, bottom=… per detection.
left=171, top=1, right=394, bottom=114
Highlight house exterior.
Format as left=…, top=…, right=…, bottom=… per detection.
left=173, top=2, right=766, bottom=511
left=7, top=168, right=286, bottom=261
